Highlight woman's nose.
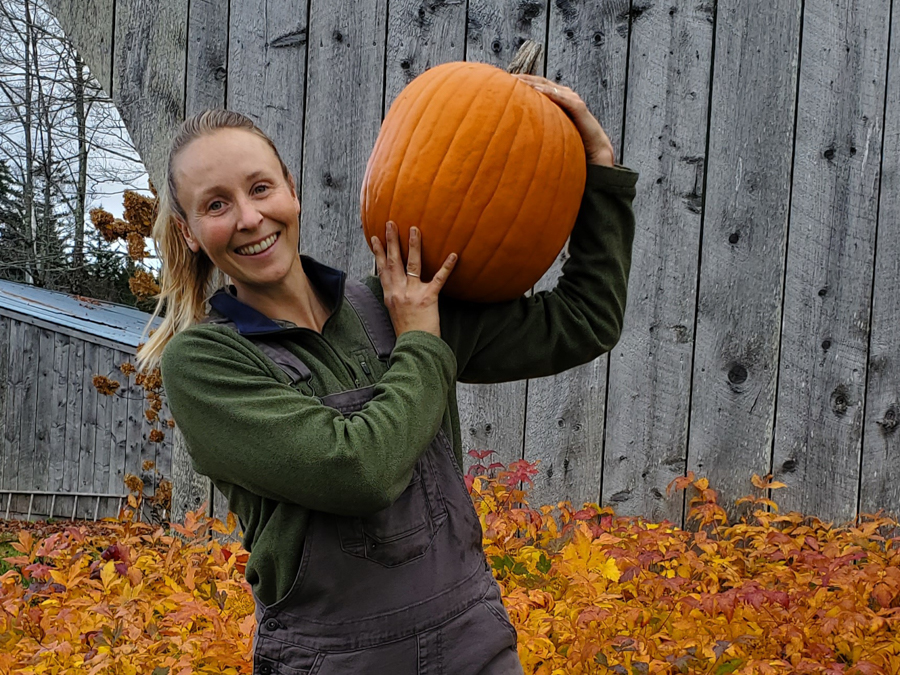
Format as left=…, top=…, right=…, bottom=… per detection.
left=235, top=195, right=264, bottom=230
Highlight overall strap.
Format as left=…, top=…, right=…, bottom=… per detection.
left=201, top=315, right=313, bottom=385
left=343, top=280, right=395, bottom=359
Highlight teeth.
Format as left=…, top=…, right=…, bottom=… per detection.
left=237, top=234, right=277, bottom=255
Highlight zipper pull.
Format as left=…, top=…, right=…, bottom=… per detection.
left=361, top=361, right=371, bottom=376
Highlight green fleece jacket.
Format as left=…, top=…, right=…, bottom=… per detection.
left=160, top=163, right=638, bottom=607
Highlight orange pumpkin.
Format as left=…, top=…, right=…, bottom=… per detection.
left=360, top=61, right=586, bottom=303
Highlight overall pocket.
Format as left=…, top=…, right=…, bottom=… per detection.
left=338, top=449, right=447, bottom=567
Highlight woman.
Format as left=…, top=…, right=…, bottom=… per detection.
left=140, top=74, right=637, bottom=674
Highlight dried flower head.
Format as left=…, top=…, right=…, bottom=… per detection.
left=142, top=460, right=156, bottom=472
left=149, top=429, right=165, bottom=443
left=144, top=408, right=159, bottom=423
left=123, top=190, right=157, bottom=237
left=129, top=269, right=160, bottom=300
left=124, top=473, right=144, bottom=494
left=119, top=362, right=137, bottom=376
left=126, top=231, right=147, bottom=261
left=92, top=375, right=120, bottom=396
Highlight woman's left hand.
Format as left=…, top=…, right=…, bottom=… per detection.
left=512, top=73, right=615, bottom=167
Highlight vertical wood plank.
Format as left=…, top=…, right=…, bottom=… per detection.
left=46, top=0, right=115, bottom=95
left=32, top=330, right=55, bottom=517
left=16, top=324, right=40, bottom=512
left=62, top=337, right=85, bottom=495
left=171, top=430, right=211, bottom=522
left=78, top=341, right=99, bottom=517
left=185, top=0, right=228, bottom=114
left=772, top=0, right=890, bottom=522
left=457, top=0, right=551, bottom=479
left=383, top=0, right=466, bottom=107
left=0, top=316, right=10, bottom=488
left=2, top=322, right=23, bottom=495
left=92, top=347, right=115, bottom=514
left=114, top=0, right=189, bottom=186
left=523, top=0, right=630, bottom=509
left=47, top=334, right=70, bottom=500
left=687, top=0, right=802, bottom=519
left=861, top=3, right=900, bottom=518
left=300, top=0, right=387, bottom=279
left=124, top=359, right=146, bottom=502
left=603, top=2, right=714, bottom=522
left=105, top=352, right=131, bottom=514
left=466, top=0, right=549, bottom=69
left=226, top=0, right=308, bottom=180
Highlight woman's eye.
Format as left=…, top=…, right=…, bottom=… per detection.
left=254, top=184, right=269, bottom=195
left=208, top=200, right=224, bottom=212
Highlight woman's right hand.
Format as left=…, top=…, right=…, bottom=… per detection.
left=371, top=222, right=457, bottom=337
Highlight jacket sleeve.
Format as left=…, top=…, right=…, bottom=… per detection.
left=438, top=162, right=638, bottom=384
left=160, top=326, right=456, bottom=516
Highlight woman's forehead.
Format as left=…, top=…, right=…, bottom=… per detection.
left=173, top=129, right=281, bottom=191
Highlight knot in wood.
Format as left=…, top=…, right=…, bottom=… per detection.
left=877, top=407, right=897, bottom=433
left=727, top=364, right=748, bottom=385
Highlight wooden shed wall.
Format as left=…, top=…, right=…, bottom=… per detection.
left=46, top=0, right=900, bottom=524
left=0, top=314, right=174, bottom=520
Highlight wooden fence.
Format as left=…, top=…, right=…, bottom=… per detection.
left=46, top=0, right=900, bottom=525
left=0, top=311, right=174, bottom=521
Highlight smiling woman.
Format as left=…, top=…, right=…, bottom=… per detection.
left=138, top=107, right=636, bottom=674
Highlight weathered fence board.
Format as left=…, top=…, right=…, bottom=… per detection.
left=31, top=329, right=55, bottom=516
left=16, top=324, right=40, bottom=514
left=299, top=0, right=387, bottom=280
left=185, top=0, right=228, bottom=115
left=604, top=0, right=714, bottom=523
left=48, top=334, right=69, bottom=498
left=77, top=341, right=99, bottom=514
left=686, top=0, right=802, bottom=519
left=226, top=0, right=307, bottom=181
left=772, top=0, right=890, bottom=521
left=860, top=4, right=900, bottom=516
left=92, top=346, right=114, bottom=514
left=0, top=317, right=10, bottom=487
left=384, top=0, right=466, bottom=108
left=523, top=0, right=630, bottom=510
left=2, top=321, right=23, bottom=503
left=62, top=336, right=85, bottom=494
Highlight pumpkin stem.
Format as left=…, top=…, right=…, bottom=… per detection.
left=507, top=40, right=544, bottom=75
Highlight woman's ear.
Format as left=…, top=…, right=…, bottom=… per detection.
left=288, top=174, right=301, bottom=214
left=177, top=217, right=201, bottom=253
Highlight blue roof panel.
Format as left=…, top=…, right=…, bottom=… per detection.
left=0, top=278, right=160, bottom=348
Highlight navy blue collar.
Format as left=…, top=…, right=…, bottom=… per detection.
left=207, top=255, right=347, bottom=336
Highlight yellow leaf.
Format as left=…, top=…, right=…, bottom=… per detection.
left=100, top=560, right=116, bottom=589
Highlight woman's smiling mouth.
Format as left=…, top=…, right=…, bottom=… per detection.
left=236, top=233, right=279, bottom=256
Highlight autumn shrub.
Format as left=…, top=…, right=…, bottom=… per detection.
left=1, top=462, right=899, bottom=675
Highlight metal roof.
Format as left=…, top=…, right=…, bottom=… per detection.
left=0, top=277, right=160, bottom=348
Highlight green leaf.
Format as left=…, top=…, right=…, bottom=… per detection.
left=715, top=659, right=744, bottom=675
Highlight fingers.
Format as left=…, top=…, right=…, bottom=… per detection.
left=428, top=252, right=458, bottom=291
left=406, top=226, right=422, bottom=278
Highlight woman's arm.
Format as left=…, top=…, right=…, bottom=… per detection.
left=440, top=162, right=637, bottom=383
left=160, top=325, right=456, bottom=516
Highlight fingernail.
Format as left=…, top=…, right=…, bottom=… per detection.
left=450, top=253, right=458, bottom=262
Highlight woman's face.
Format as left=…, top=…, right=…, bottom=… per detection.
left=173, top=128, right=302, bottom=292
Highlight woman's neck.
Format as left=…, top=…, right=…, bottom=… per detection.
left=232, top=264, right=331, bottom=332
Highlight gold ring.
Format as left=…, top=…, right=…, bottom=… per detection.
left=406, top=272, right=420, bottom=278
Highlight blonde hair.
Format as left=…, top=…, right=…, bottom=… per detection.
left=137, top=110, right=293, bottom=372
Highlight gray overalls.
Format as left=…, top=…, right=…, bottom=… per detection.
left=208, top=280, right=524, bottom=675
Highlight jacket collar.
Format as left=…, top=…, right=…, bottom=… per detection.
left=207, top=255, right=347, bottom=336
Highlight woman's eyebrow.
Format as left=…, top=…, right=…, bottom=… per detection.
left=195, top=171, right=271, bottom=203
